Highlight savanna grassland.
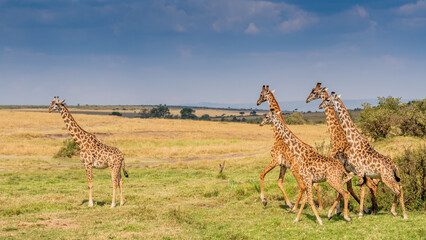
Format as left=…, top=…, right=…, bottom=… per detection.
left=0, top=109, right=425, bottom=239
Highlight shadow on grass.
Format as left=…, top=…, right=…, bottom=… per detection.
left=80, top=200, right=107, bottom=206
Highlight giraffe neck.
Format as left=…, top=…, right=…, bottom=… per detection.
left=321, top=92, right=347, bottom=143
left=59, top=105, right=93, bottom=148
left=270, top=112, right=312, bottom=159
left=334, top=98, right=367, bottom=144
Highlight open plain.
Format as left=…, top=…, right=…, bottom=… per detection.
left=0, top=109, right=424, bottom=239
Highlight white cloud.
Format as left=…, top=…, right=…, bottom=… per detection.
left=354, top=5, right=369, bottom=18
left=279, top=14, right=318, bottom=33
left=398, top=0, right=426, bottom=15
left=244, top=22, right=258, bottom=34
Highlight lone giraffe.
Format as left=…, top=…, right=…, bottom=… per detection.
left=48, top=96, right=128, bottom=208
left=306, top=82, right=379, bottom=214
left=257, top=85, right=323, bottom=211
left=319, top=92, right=407, bottom=219
left=267, top=109, right=353, bottom=225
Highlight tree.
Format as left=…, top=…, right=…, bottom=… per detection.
left=180, top=107, right=197, bottom=119
left=150, top=106, right=170, bottom=118
left=239, top=112, right=245, bottom=115
left=285, top=112, right=305, bottom=125
left=250, top=110, right=257, bottom=116
left=199, top=114, right=211, bottom=121
left=359, top=97, right=402, bottom=140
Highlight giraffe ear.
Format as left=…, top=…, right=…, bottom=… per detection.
left=276, top=111, right=281, bottom=115
left=316, top=82, right=321, bottom=87
left=325, top=88, right=328, bottom=92
left=59, top=99, right=65, bottom=104
left=337, top=94, right=341, bottom=98
left=271, top=89, right=275, bottom=94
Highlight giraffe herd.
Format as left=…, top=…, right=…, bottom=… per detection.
left=47, top=83, right=407, bottom=225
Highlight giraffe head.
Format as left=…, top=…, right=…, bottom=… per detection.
left=319, top=92, right=340, bottom=109
left=306, top=82, right=328, bottom=103
left=259, top=112, right=273, bottom=126
left=257, top=85, right=275, bottom=106
left=48, top=96, right=66, bottom=113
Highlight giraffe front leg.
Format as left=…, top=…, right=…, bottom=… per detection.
left=306, top=184, right=323, bottom=225
left=313, top=183, right=323, bottom=210
left=259, top=159, right=278, bottom=206
left=84, top=164, right=94, bottom=207
left=294, top=193, right=307, bottom=222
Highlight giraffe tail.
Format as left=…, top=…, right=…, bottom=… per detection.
left=394, top=167, right=400, bottom=182
left=122, top=159, right=129, bottom=178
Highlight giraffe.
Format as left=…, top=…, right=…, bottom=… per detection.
left=257, top=85, right=323, bottom=212
left=48, top=96, right=128, bottom=208
left=266, top=108, right=353, bottom=225
left=306, top=82, right=379, bottom=214
left=319, top=92, right=407, bottom=219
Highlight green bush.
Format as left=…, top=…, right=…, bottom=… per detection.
left=376, top=145, right=425, bottom=211
left=358, top=97, right=426, bottom=140
left=111, top=111, right=122, bottom=116
left=285, top=112, right=306, bottom=125
left=180, top=107, right=197, bottom=119
left=54, top=138, right=80, bottom=158
left=399, top=99, right=426, bottom=137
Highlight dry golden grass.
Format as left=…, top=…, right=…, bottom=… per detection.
left=0, top=109, right=421, bottom=162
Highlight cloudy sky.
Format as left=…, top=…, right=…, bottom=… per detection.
left=0, top=0, right=425, bottom=106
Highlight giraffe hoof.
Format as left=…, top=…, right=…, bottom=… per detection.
left=391, top=211, right=397, bottom=217
left=293, top=218, right=299, bottom=223
left=88, top=202, right=93, bottom=207
left=290, top=207, right=298, bottom=213
left=363, top=207, right=371, bottom=214
left=110, top=204, right=116, bottom=208
left=358, top=214, right=363, bottom=219
left=318, top=220, right=323, bottom=226
left=403, top=215, right=408, bottom=220
left=287, top=203, right=293, bottom=209
left=262, top=199, right=267, bottom=206
left=336, top=211, right=342, bottom=217
left=120, top=202, right=124, bottom=206
left=344, top=217, right=352, bottom=222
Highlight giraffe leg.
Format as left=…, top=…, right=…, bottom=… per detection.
left=313, top=183, right=323, bottom=210
left=84, top=164, right=94, bottom=207
left=365, top=178, right=378, bottom=214
left=118, top=171, right=124, bottom=206
left=328, top=193, right=342, bottom=220
left=358, top=184, right=365, bottom=219
left=382, top=173, right=408, bottom=219
left=290, top=164, right=306, bottom=212
left=305, top=183, right=323, bottom=225
left=347, top=178, right=371, bottom=214
left=327, top=179, right=351, bottom=222
left=294, top=193, right=307, bottom=222
left=110, top=166, right=119, bottom=208
left=277, top=166, right=293, bottom=209
left=259, top=160, right=278, bottom=206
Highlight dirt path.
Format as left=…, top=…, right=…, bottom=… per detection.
left=0, top=152, right=263, bottom=170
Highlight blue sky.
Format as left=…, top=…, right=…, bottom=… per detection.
left=0, top=0, right=425, bottom=107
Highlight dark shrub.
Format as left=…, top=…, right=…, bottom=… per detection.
left=376, top=145, right=425, bottom=211
left=54, top=138, right=80, bottom=158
